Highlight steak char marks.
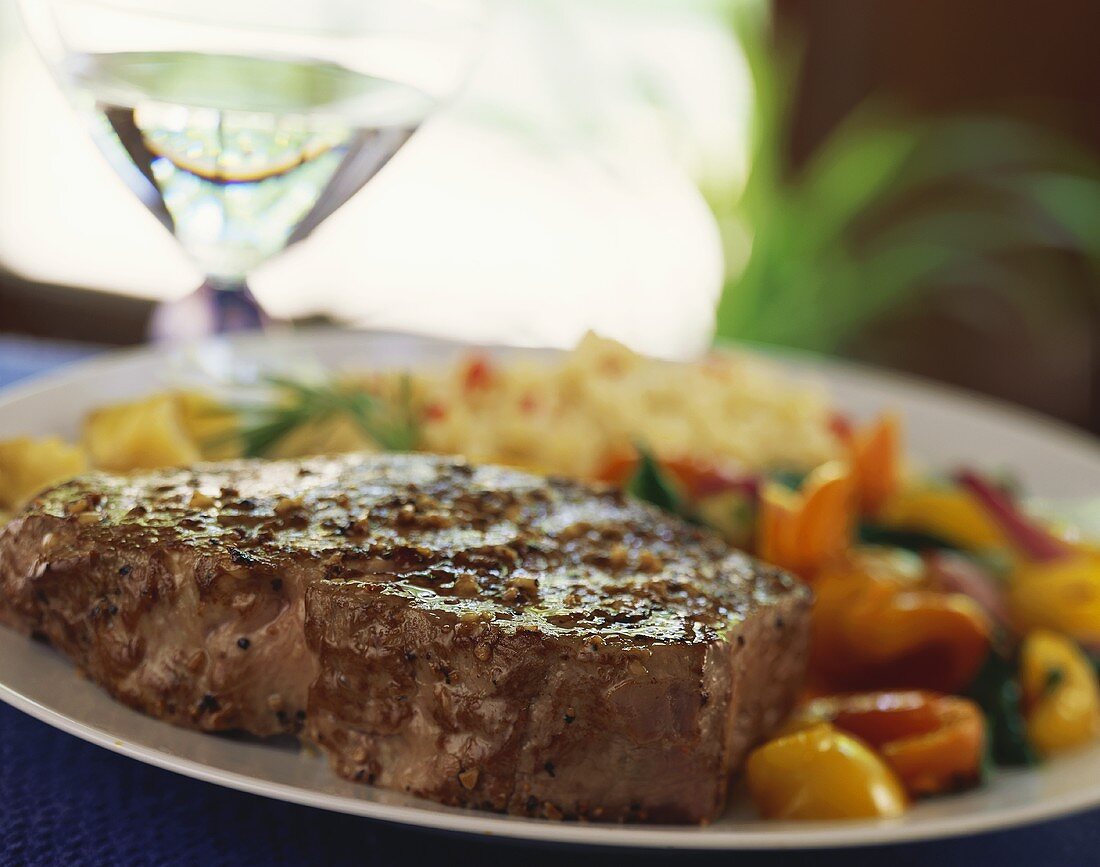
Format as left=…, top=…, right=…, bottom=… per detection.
left=0, top=453, right=811, bottom=823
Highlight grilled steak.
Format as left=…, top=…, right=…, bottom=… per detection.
left=0, top=453, right=811, bottom=823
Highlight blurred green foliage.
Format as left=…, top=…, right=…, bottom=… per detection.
left=713, top=5, right=1100, bottom=353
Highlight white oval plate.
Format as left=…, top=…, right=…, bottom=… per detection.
left=2, top=328, right=1100, bottom=850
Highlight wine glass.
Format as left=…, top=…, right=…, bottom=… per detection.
left=18, top=0, right=486, bottom=339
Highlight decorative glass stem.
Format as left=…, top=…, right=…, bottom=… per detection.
left=148, top=279, right=268, bottom=342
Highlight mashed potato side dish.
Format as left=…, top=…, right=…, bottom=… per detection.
left=385, top=333, right=842, bottom=480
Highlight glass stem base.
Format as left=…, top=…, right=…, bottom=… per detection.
left=148, top=279, right=268, bottom=342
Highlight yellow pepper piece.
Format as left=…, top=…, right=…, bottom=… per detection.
left=746, top=722, right=908, bottom=820
left=757, top=461, right=856, bottom=577
left=1010, top=552, right=1100, bottom=646
left=1020, top=630, right=1100, bottom=756
left=0, top=437, right=87, bottom=511
left=880, top=485, right=1004, bottom=552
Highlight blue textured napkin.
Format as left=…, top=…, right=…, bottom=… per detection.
left=1, top=336, right=1097, bottom=867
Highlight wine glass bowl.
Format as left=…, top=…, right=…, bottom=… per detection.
left=18, top=0, right=485, bottom=339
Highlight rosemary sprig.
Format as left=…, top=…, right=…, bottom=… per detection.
left=233, top=374, right=421, bottom=458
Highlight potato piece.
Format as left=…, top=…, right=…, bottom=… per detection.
left=0, top=436, right=88, bottom=510
left=174, top=391, right=241, bottom=460
left=84, top=394, right=201, bottom=471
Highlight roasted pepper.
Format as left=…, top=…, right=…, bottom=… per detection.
left=945, top=470, right=1100, bottom=642
left=757, top=461, right=856, bottom=577
left=850, top=414, right=902, bottom=515
left=810, top=549, right=991, bottom=693
left=1009, top=551, right=1100, bottom=646
left=1020, top=630, right=1100, bottom=756
left=956, top=471, right=1071, bottom=562
left=595, top=449, right=758, bottom=501
left=746, top=722, right=907, bottom=820
left=879, top=485, right=1005, bottom=552
left=596, top=449, right=761, bottom=547
left=797, top=692, right=985, bottom=797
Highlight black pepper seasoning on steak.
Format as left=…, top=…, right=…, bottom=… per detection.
left=0, top=452, right=811, bottom=824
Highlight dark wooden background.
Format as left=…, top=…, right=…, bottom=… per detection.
left=779, top=0, right=1100, bottom=432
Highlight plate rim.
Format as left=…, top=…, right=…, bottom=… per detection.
left=3, top=327, right=1100, bottom=850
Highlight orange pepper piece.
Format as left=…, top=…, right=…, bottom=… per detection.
left=851, top=413, right=902, bottom=515
left=809, top=551, right=991, bottom=693
left=757, top=461, right=856, bottom=577
left=799, top=691, right=986, bottom=797
left=594, top=447, right=638, bottom=487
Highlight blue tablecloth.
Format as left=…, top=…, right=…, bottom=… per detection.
left=1, top=336, right=1097, bottom=867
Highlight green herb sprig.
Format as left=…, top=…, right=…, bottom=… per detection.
left=626, top=446, right=684, bottom=514
left=233, top=374, right=420, bottom=458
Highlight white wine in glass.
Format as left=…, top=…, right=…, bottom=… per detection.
left=20, top=0, right=485, bottom=338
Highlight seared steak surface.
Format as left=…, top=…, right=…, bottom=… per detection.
left=0, top=453, right=810, bottom=823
